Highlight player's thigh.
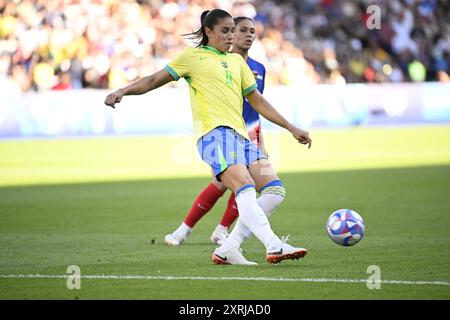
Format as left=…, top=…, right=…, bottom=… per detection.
left=211, top=168, right=227, bottom=193
left=248, top=158, right=279, bottom=191
left=220, top=164, right=255, bottom=194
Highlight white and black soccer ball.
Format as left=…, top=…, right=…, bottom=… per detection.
left=326, top=209, right=365, bottom=246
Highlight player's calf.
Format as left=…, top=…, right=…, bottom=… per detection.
left=257, top=180, right=286, bottom=218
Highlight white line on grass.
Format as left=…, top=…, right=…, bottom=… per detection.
left=0, top=274, right=449, bottom=286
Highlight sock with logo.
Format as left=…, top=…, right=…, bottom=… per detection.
left=218, top=184, right=281, bottom=253
left=184, top=183, right=226, bottom=228
left=218, top=192, right=239, bottom=228
left=223, top=181, right=286, bottom=251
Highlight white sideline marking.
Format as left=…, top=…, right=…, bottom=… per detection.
left=0, top=274, right=449, bottom=286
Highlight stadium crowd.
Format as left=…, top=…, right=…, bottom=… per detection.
left=0, top=0, right=449, bottom=93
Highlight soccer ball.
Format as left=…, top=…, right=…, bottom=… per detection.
left=326, top=209, right=365, bottom=246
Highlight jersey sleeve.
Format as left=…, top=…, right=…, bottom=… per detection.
left=240, top=59, right=257, bottom=96
left=164, top=47, right=192, bottom=81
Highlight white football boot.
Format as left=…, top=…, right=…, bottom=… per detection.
left=212, top=247, right=257, bottom=266
left=266, top=237, right=307, bottom=264
left=164, top=230, right=191, bottom=246
left=210, top=225, right=229, bottom=245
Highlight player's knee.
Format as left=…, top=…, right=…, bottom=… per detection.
left=221, top=165, right=254, bottom=192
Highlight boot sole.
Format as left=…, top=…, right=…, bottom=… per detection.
left=266, top=249, right=307, bottom=264
left=212, top=254, right=230, bottom=265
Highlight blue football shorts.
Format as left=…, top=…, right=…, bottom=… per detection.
left=197, top=126, right=267, bottom=181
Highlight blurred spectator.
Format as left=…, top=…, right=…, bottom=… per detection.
left=0, top=0, right=449, bottom=94
left=408, top=59, right=426, bottom=82
left=52, top=69, right=72, bottom=90
left=437, top=70, right=450, bottom=83
left=33, top=56, right=56, bottom=91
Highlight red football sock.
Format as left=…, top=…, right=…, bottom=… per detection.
left=184, top=183, right=225, bottom=228
left=219, top=192, right=239, bottom=228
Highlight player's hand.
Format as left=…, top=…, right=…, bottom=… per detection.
left=104, top=89, right=124, bottom=108
left=290, top=126, right=312, bottom=149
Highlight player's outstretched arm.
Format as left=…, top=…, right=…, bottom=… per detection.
left=104, top=69, right=173, bottom=108
left=246, top=90, right=312, bottom=148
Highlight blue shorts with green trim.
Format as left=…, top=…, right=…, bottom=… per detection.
left=197, top=126, right=267, bottom=181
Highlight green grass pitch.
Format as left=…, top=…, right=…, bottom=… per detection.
left=0, top=125, right=449, bottom=299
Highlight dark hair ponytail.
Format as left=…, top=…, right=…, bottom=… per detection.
left=183, top=9, right=232, bottom=47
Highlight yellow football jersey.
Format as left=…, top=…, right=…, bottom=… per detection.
left=165, top=45, right=257, bottom=140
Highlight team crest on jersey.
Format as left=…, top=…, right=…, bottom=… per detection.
left=221, top=61, right=228, bottom=69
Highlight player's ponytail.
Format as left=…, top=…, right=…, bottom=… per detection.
left=183, top=9, right=232, bottom=47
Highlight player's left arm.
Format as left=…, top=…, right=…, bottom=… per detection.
left=246, top=90, right=312, bottom=148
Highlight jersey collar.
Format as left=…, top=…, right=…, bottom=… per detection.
left=200, top=45, right=228, bottom=56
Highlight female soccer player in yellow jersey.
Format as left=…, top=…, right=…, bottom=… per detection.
left=164, top=17, right=272, bottom=247
left=104, top=9, right=312, bottom=265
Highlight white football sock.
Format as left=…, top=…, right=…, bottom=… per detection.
left=218, top=185, right=281, bottom=253
left=224, top=184, right=286, bottom=250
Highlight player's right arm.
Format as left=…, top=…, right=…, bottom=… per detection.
left=240, top=57, right=311, bottom=148
left=246, top=90, right=311, bottom=148
left=104, top=69, right=173, bottom=108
